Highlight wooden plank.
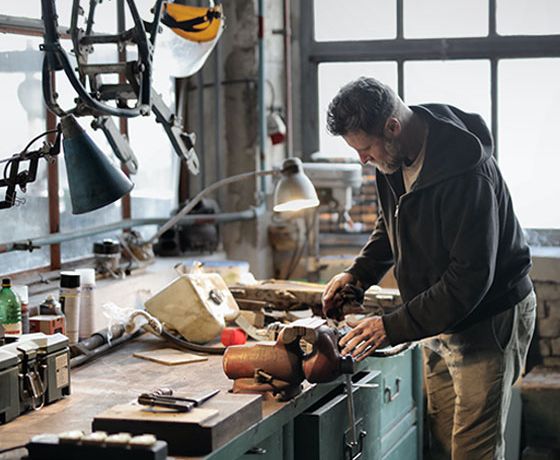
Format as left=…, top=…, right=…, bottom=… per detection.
left=95, top=402, right=219, bottom=424
left=132, top=348, right=208, bottom=365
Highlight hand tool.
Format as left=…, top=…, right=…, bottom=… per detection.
left=138, top=388, right=220, bottom=412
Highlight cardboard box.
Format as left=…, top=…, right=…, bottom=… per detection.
left=29, top=315, right=65, bottom=335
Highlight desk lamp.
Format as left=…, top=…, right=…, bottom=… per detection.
left=148, top=157, right=319, bottom=244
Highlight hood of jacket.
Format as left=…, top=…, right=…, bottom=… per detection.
left=400, top=104, right=494, bottom=190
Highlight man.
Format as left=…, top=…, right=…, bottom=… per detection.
left=321, top=76, right=536, bottom=460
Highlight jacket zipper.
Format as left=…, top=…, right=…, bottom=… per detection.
left=387, top=179, right=412, bottom=280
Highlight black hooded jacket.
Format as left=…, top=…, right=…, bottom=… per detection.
left=346, top=104, right=533, bottom=345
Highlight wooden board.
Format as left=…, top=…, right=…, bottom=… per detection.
left=94, top=401, right=219, bottom=424
left=93, top=393, right=262, bottom=457
left=133, top=348, right=208, bottom=366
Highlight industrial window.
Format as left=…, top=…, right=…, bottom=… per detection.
left=0, top=3, right=180, bottom=275
left=403, top=0, right=489, bottom=38
left=496, top=0, right=560, bottom=36
left=318, top=62, right=398, bottom=159
left=0, top=34, right=51, bottom=272
left=302, top=0, right=560, bottom=238
left=403, top=60, right=491, bottom=126
left=314, top=0, right=397, bottom=42
left=498, top=58, right=560, bottom=229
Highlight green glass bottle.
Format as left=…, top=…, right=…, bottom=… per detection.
left=0, top=278, right=22, bottom=336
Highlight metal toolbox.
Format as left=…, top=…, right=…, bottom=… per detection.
left=0, top=333, right=70, bottom=423
left=0, top=348, right=19, bottom=423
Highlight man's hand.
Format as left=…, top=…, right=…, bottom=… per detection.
left=339, top=316, right=389, bottom=362
left=321, top=272, right=355, bottom=318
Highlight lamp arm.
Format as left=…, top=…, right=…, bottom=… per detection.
left=147, top=168, right=278, bottom=244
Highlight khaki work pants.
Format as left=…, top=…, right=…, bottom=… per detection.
left=423, top=291, right=536, bottom=460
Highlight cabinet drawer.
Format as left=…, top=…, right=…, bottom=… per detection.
left=368, top=352, right=414, bottom=433
left=381, top=424, right=417, bottom=460
left=294, top=371, right=381, bottom=460
left=238, top=429, right=283, bottom=460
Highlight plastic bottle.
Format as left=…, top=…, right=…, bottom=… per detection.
left=0, top=278, right=22, bottom=337
left=12, top=285, right=29, bottom=334
left=76, top=268, right=96, bottom=340
left=59, top=271, right=81, bottom=345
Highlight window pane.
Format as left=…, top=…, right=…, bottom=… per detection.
left=314, top=0, right=396, bottom=41
left=1, top=5, right=41, bottom=19
left=498, top=58, right=560, bottom=229
left=404, top=0, right=488, bottom=38
left=0, top=35, right=50, bottom=275
left=318, top=62, right=398, bottom=159
left=497, top=0, right=560, bottom=36
left=57, top=1, right=119, bottom=34
left=404, top=60, right=491, bottom=127
left=129, top=72, right=178, bottom=241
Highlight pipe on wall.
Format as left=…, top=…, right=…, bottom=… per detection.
left=0, top=204, right=265, bottom=254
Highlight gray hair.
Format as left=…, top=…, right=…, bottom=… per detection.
left=326, top=76, right=398, bottom=137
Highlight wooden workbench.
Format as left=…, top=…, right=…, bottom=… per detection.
left=0, top=334, right=345, bottom=460
left=1, top=260, right=422, bottom=459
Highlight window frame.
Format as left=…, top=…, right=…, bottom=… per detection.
left=300, top=0, right=560, bottom=243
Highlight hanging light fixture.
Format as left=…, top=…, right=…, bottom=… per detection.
left=60, top=115, right=134, bottom=214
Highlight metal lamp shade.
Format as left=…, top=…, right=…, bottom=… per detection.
left=273, top=158, right=319, bottom=212
left=61, top=115, right=134, bottom=214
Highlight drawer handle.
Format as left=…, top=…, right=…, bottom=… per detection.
left=384, top=377, right=401, bottom=402
left=246, top=447, right=267, bottom=455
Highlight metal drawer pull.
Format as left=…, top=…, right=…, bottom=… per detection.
left=384, top=377, right=401, bottom=402
left=354, top=383, right=379, bottom=389
left=246, top=447, right=267, bottom=455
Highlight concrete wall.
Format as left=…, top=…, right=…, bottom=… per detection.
left=186, top=0, right=291, bottom=278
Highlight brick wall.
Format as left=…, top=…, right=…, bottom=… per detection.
left=531, top=252, right=560, bottom=368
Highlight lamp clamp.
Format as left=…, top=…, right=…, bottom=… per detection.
left=0, top=128, right=62, bottom=210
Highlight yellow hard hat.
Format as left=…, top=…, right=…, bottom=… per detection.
left=162, top=3, right=223, bottom=43
left=154, top=2, right=225, bottom=77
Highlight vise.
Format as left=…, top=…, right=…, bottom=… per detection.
left=222, top=322, right=353, bottom=400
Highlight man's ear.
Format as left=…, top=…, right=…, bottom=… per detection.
left=384, top=117, right=401, bottom=139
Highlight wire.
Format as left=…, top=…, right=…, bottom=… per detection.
left=19, top=128, right=60, bottom=156
left=0, top=444, right=27, bottom=454
left=0, top=127, right=60, bottom=167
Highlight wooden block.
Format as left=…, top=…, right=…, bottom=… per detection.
left=132, top=348, right=208, bottom=366
left=93, top=392, right=262, bottom=456
left=95, top=401, right=219, bottom=424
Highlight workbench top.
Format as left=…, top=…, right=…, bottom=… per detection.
left=0, top=334, right=340, bottom=460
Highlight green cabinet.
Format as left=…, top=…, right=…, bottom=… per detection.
left=382, top=423, right=418, bottom=460
left=294, top=371, right=382, bottom=460
left=368, top=352, right=415, bottom=434
left=293, top=347, right=422, bottom=460
left=212, top=348, right=422, bottom=460
left=238, top=429, right=284, bottom=460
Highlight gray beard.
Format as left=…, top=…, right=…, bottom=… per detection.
left=378, top=138, right=406, bottom=174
